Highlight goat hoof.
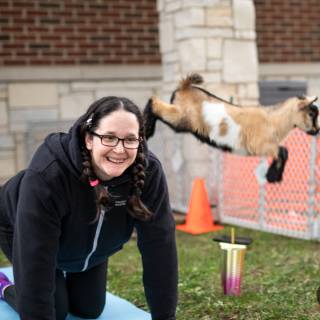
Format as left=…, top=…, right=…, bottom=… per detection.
left=266, top=173, right=283, bottom=183
left=143, top=98, right=157, bottom=139
left=266, top=171, right=279, bottom=183
left=266, top=162, right=283, bottom=183
left=265, top=159, right=279, bottom=183
left=265, top=147, right=289, bottom=183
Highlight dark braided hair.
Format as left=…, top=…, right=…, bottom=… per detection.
left=79, top=96, right=152, bottom=223
left=127, top=124, right=151, bottom=220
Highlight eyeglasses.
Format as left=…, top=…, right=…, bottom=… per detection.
left=90, top=131, right=141, bottom=149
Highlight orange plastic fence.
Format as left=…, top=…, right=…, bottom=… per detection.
left=217, top=129, right=319, bottom=239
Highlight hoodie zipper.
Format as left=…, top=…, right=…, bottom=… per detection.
left=81, top=208, right=105, bottom=271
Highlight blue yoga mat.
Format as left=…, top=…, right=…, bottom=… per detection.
left=0, top=267, right=151, bottom=320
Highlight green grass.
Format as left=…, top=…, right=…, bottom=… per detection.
left=1, top=225, right=320, bottom=319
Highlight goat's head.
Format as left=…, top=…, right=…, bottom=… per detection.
left=294, top=96, right=319, bottom=135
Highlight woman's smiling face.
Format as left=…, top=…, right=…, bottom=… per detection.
left=85, top=109, right=140, bottom=181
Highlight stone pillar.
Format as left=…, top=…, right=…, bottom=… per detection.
left=155, top=0, right=259, bottom=211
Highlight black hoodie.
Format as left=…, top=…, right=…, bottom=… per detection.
left=0, top=118, right=178, bottom=320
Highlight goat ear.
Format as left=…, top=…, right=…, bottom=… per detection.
left=298, top=96, right=318, bottom=109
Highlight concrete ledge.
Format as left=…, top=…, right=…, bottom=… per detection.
left=259, top=63, right=320, bottom=76
left=0, top=65, right=162, bottom=82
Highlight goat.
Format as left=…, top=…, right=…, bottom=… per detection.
left=143, top=73, right=319, bottom=183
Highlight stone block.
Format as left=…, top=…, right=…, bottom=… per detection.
left=233, top=0, right=255, bottom=30
left=223, top=40, right=258, bottom=83
left=57, top=83, right=70, bottom=95
left=247, top=83, right=259, bottom=99
left=176, top=27, right=207, bottom=40
left=9, top=83, right=58, bottom=108
left=162, top=51, right=179, bottom=63
left=237, top=84, right=247, bottom=98
left=0, top=134, right=14, bottom=148
left=157, top=0, right=165, bottom=12
left=208, top=27, right=233, bottom=39
left=162, top=83, right=178, bottom=94
left=178, top=38, right=206, bottom=73
left=207, top=60, right=222, bottom=71
left=71, top=80, right=160, bottom=91
left=162, top=63, right=180, bottom=83
left=0, top=150, right=16, bottom=178
left=308, top=77, right=320, bottom=97
left=202, top=72, right=222, bottom=84
left=0, top=84, right=7, bottom=99
left=207, top=38, right=222, bottom=59
left=0, top=101, right=8, bottom=127
left=10, top=108, right=59, bottom=131
left=206, top=6, right=232, bottom=27
left=165, top=0, right=182, bottom=12
left=174, top=8, right=205, bottom=28
left=159, top=19, right=175, bottom=53
left=238, top=98, right=258, bottom=107
left=59, top=93, right=94, bottom=120
left=183, top=0, right=220, bottom=8
left=235, top=30, right=256, bottom=40
left=176, top=26, right=233, bottom=40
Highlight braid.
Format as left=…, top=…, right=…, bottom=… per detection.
left=127, top=142, right=152, bottom=221
left=80, top=144, right=110, bottom=223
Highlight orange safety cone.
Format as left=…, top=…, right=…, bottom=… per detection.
left=176, top=178, right=224, bottom=235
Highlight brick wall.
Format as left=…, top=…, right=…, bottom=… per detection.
left=0, top=0, right=160, bottom=65
left=1, top=0, right=320, bottom=66
left=254, top=0, right=320, bottom=63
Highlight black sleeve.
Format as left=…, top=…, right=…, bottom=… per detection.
left=134, top=156, right=178, bottom=320
left=12, top=170, right=64, bottom=320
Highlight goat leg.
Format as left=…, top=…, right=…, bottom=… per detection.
left=266, top=146, right=289, bottom=183
left=143, top=98, right=158, bottom=139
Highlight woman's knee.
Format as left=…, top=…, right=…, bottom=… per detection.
left=70, top=300, right=105, bottom=319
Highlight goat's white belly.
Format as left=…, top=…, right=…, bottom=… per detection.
left=202, top=101, right=242, bottom=150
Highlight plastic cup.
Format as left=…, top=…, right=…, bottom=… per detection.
left=219, top=242, right=247, bottom=296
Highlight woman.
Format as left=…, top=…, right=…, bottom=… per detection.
left=0, top=96, right=178, bottom=320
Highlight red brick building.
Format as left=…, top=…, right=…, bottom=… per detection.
left=0, top=0, right=319, bottom=65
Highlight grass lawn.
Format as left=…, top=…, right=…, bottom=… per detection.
left=1, top=224, right=320, bottom=319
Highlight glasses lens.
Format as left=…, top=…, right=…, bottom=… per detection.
left=101, top=135, right=118, bottom=146
left=124, top=137, right=140, bottom=149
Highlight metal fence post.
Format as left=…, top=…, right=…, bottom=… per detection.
left=308, top=136, right=317, bottom=239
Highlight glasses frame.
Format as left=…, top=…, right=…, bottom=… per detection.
left=90, top=131, right=141, bottom=149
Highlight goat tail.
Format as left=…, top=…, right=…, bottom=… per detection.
left=143, top=98, right=158, bottom=140
left=179, top=73, right=204, bottom=91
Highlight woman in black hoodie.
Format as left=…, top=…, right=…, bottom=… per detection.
left=0, top=96, right=178, bottom=320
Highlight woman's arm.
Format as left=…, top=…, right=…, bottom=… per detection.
left=13, top=170, right=64, bottom=320
left=135, top=155, right=178, bottom=320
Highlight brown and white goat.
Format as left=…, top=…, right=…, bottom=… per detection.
left=144, top=74, right=319, bottom=183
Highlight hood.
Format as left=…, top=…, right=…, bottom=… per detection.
left=44, top=115, right=87, bottom=180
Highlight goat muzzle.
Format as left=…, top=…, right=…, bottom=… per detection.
left=307, top=128, right=320, bottom=136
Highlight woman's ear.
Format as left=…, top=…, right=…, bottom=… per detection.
left=85, top=132, right=93, bottom=150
